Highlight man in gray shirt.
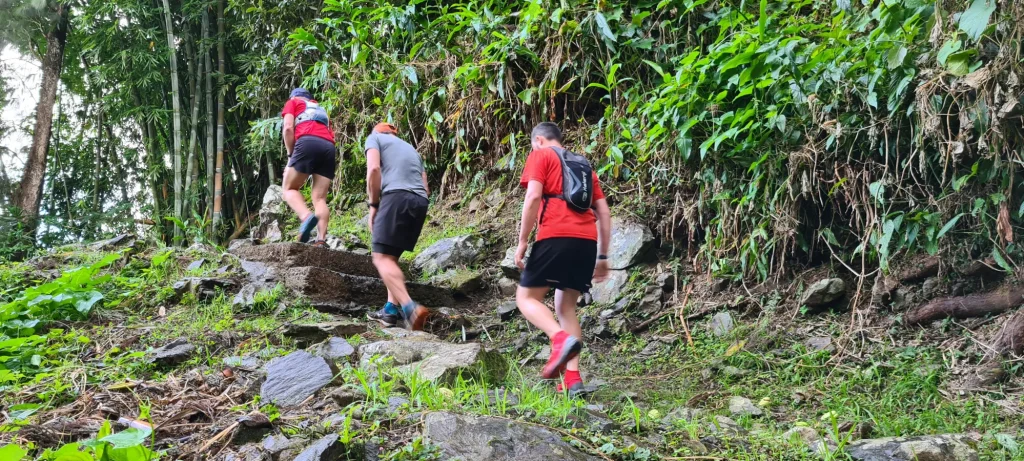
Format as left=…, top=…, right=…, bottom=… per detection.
left=365, top=123, right=430, bottom=330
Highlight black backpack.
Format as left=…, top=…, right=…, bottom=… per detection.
left=543, top=146, right=594, bottom=214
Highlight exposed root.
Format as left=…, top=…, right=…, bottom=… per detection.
left=897, top=256, right=940, bottom=283
left=967, top=309, right=1024, bottom=387
left=904, top=286, right=1024, bottom=326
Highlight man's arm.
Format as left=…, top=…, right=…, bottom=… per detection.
left=514, top=180, right=544, bottom=269
left=366, top=148, right=382, bottom=205
left=421, top=170, right=430, bottom=196
left=282, top=114, right=296, bottom=156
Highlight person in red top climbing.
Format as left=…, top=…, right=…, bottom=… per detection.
left=514, top=122, right=612, bottom=396
left=280, top=88, right=336, bottom=245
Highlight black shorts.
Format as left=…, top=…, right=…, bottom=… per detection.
left=287, top=135, right=337, bottom=180
left=520, top=237, right=597, bottom=293
left=372, top=191, right=429, bottom=257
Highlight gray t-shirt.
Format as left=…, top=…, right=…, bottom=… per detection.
left=364, top=133, right=428, bottom=198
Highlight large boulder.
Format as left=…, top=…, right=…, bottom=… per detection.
left=283, top=266, right=454, bottom=311
left=845, top=434, right=978, bottom=461
left=423, top=412, right=599, bottom=461
left=251, top=185, right=286, bottom=243
left=412, top=235, right=486, bottom=276
left=358, top=340, right=505, bottom=383
left=590, top=270, right=629, bottom=304
left=260, top=351, right=335, bottom=407
left=801, top=278, right=846, bottom=307
left=231, top=242, right=384, bottom=278
left=608, top=217, right=655, bottom=268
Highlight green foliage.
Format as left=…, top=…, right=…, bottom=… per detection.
left=12, top=420, right=161, bottom=460
left=0, top=254, right=118, bottom=386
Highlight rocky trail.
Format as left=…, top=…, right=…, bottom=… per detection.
left=4, top=195, right=1024, bottom=460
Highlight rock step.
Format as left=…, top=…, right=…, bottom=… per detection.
left=231, top=242, right=408, bottom=278
left=284, top=266, right=454, bottom=312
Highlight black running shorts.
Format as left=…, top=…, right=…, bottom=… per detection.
left=372, top=190, right=429, bottom=257
left=287, top=135, right=337, bottom=180
left=519, top=237, right=598, bottom=293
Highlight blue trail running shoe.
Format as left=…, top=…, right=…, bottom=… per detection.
left=297, top=214, right=319, bottom=243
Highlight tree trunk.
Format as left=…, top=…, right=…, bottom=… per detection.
left=184, top=32, right=201, bottom=212
left=161, top=0, right=183, bottom=242
left=203, top=8, right=214, bottom=228
left=14, top=3, right=69, bottom=232
left=213, top=0, right=226, bottom=237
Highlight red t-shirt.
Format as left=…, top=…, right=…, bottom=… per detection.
left=519, top=147, right=605, bottom=242
left=281, top=98, right=335, bottom=143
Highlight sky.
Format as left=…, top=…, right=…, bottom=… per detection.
left=1, top=43, right=42, bottom=175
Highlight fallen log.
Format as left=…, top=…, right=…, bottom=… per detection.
left=959, top=257, right=1005, bottom=278
left=898, top=256, right=940, bottom=283
left=904, top=286, right=1024, bottom=325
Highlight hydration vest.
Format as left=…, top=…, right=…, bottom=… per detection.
left=296, top=99, right=329, bottom=127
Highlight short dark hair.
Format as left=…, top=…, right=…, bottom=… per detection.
left=531, top=122, right=563, bottom=143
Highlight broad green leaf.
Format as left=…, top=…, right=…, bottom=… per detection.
left=995, top=433, right=1019, bottom=453
left=403, top=66, right=418, bottom=85
left=758, top=0, right=768, bottom=37
left=958, top=0, right=996, bottom=41
left=945, top=50, right=975, bottom=76
left=9, top=403, right=41, bottom=421
left=643, top=60, right=666, bottom=79
left=0, top=444, right=27, bottom=460
left=74, top=291, right=104, bottom=315
left=594, top=12, right=616, bottom=42
left=50, top=443, right=94, bottom=460
left=720, top=52, right=756, bottom=73
left=99, top=427, right=152, bottom=449
left=936, top=213, right=964, bottom=239
left=887, top=46, right=907, bottom=70
left=937, top=39, right=961, bottom=65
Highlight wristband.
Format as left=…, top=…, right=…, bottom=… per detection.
left=597, top=255, right=608, bottom=260
left=368, top=202, right=379, bottom=209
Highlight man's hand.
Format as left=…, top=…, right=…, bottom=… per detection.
left=368, top=207, right=377, bottom=234
left=514, top=241, right=529, bottom=270
left=593, top=259, right=609, bottom=283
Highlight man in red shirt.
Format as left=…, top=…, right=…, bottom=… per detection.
left=280, top=88, right=336, bottom=244
left=514, top=122, right=612, bottom=395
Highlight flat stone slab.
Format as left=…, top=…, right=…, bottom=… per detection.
left=423, top=412, right=599, bottom=460
left=231, top=242, right=386, bottom=278
left=260, top=351, right=335, bottom=407
left=846, top=434, right=979, bottom=461
left=284, top=266, right=454, bottom=309
left=359, top=340, right=505, bottom=383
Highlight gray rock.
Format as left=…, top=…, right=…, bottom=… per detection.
left=499, top=244, right=532, bottom=280
left=484, top=389, right=520, bottom=406
left=260, top=351, right=335, bottom=407
left=174, top=277, right=241, bottom=301
left=89, top=234, right=136, bottom=251
left=239, top=259, right=277, bottom=283
left=387, top=396, right=410, bottom=414
left=923, top=277, right=941, bottom=297
left=845, top=434, right=979, bottom=461
left=728, top=396, right=763, bottom=417
left=608, top=217, right=655, bottom=268
left=309, top=337, right=356, bottom=361
left=721, top=366, right=747, bottom=377
left=251, top=186, right=287, bottom=243
left=379, top=328, right=439, bottom=341
left=283, top=266, right=454, bottom=312
left=283, top=321, right=367, bottom=347
left=430, top=269, right=485, bottom=295
left=578, top=292, right=594, bottom=307
left=223, top=355, right=263, bottom=370
left=262, top=434, right=301, bottom=456
left=708, top=415, right=745, bottom=436
left=497, top=301, right=519, bottom=321
left=232, top=413, right=273, bottom=445
left=710, top=312, right=735, bottom=337
left=231, top=242, right=382, bottom=278
left=187, top=259, right=206, bottom=272
left=223, top=445, right=263, bottom=461
left=358, top=340, right=505, bottom=383
left=580, top=408, right=618, bottom=434
left=423, top=412, right=599, bottom=460
left=801, top=278, right=846, bottom=307
left=497, top=278, right=518, bottom=297
left=661, top=407, right=703, bottom=426
left=329, top=385, right=368, bottom=408
left=294, top=434, right=345, bottom=461
left=228, top=239, right=257, bottom=251
left=232, top=282, right=275, bottom=310
left=149, top=339, right=195, bottom=366
left=412, top=235, right=486, bottom=276
left=656, top=271, right=677, bottom=291
left=805, top=336, right=834, bottom=352
left=784, top=426, right=829, bottom=454
left=590, top=270, right=629, bottom=304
